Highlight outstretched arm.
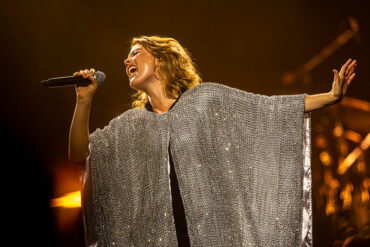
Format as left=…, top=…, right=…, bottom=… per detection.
left=304, top=58, right=357, bottom=113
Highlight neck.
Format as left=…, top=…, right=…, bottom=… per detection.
left=145, top=82, right=177, bottom=114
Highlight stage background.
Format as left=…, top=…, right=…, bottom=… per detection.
left=1, top=0, right=369, bottom=246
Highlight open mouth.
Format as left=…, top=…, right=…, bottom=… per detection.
left=128, top=66, right=138, bottom=77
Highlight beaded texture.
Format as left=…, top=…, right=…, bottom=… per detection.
left=82, top=82, right=312, bottom=247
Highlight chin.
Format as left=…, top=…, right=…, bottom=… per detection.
left=129, top=75, right=155, bottom=91
left=129, top=78, right=144, bottom=91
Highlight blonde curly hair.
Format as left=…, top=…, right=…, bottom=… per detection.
left=129, top=35, right=202, bottom=109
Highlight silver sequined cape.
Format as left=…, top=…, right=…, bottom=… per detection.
left=82, top=82, right=312, bottom=246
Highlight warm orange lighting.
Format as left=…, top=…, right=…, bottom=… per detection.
left=338, top=133, right=370, bottom=175
left=315, top=134, right=328, bottom=149
left=326, top=189, right=337, bottom=215
left=361, top=190, right=369, bottom=205
left=360, top=133, right=370, bottom=150
left=357, top=155, right=366, bottom=172
left=324, top=170, right=339, bottom=188
left=326, top=200, right=336, bottom=215
left=51, top=191, right=81, bottom=208
left=338, top=147, right=362, bottom=174
left=340, top=184, right=353, bottom=210
left=333, top=122, right=343, bottom=137
left=361, top=178, right=370, bottom=204
left=344, top=130, right=362, bottom=143
left=323, top=170, right=339, bottom=215
left=339, top=139, right=349, bottom=156
left=320, top=151, right=332, bottom=166
left=340, top=97, right=370, bottom=112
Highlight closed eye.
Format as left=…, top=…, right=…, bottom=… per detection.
left=131, top=50, right=140, bottom=57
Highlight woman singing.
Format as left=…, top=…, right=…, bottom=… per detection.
left=69, top=35, right=356, bottom=247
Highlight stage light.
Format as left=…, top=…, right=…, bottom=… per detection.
left=340, top=183, right=353, bottom=210
left=51, top=191, right=81, bottom=208
left=338, top=133, right=370, bottom=175
left=320, top=151, right=332, bottom=166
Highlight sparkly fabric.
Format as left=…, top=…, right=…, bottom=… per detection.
left=82, top=82, right=312, bottom=246
left=302, top=114, right=313, bottom=246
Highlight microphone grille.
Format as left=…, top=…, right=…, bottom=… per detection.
left=95, top=71, right=106, bottom=85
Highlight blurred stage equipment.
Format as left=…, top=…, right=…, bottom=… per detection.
left=282, top=16, right=369, bottom=241
left=315, top=96, right=369, bottom=219
left=336, top=97, right=370, bottom=175
left=282, top=17, right=359, bottom=86
left=338, top=132, right=370, bottom=175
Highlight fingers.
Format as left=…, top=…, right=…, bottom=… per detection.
left=340, top=58, right=353, bottom=77
left=344, top=60, right=357, bottom=88
left=347, top=62, right=356, bottom=73
left=346, top=65, right=356, bottom=80
left=74, top=68, right=96, bottom=78
left=347, top=73, right=356, bottom=85
left=82, top=69, right=89, bottom=78
left=345, top=60, right=357, bottom=75
left=73, top=68, right=98, bottom=87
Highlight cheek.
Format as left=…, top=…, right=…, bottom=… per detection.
left=138, top=61, right=155, bottom=78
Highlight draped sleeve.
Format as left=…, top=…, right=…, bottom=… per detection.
left=167, top=82, right=311, bottom=246
left=82, top=115, right=130, bottom=246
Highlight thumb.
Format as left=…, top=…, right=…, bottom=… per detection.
left=333, top=69, right=340, bottom=81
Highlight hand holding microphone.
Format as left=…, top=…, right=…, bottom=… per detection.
left=41, top=68, right=107, bottom=162
left=41, top=68, right=106, bottom=102
left=73, top=68, right=101, bottom=102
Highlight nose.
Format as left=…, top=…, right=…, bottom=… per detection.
left=123, top=57, right=132, bottom=67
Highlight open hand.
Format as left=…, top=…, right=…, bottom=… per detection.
left=330, top=58, right=357, bottom=102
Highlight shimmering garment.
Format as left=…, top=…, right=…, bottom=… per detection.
left=81, top=82, right=312, bottom=246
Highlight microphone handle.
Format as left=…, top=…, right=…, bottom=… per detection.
left=41, top=75, right=91, bottom=88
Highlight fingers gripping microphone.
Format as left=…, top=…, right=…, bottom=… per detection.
left=41, top=71, right=106, bottom=88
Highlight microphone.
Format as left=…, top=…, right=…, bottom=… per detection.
left=41, top=71, right=106, bottom=88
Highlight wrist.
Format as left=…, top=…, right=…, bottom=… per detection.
left=328, top=91, right=341, bottom=104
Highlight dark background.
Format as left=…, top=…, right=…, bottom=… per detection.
left=1, top=0, right=369, bottom=246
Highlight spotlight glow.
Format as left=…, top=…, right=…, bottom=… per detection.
left=51, top=191, right=81, bottom=208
